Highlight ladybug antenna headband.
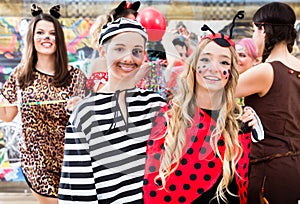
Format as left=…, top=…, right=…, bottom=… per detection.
left=201, top=10, right=245, bottom=47
left=31, top=4, right=61, bottom=19
left=229, top=10, right=245, bottom=39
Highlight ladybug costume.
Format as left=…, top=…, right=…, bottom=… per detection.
left=143, top=105, right=251, bottom=204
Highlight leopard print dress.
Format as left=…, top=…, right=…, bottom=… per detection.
left=1, top=66, right=87, bottom=197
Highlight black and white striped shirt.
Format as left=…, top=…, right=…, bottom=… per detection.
left=58, top=88, right=166, bottom=204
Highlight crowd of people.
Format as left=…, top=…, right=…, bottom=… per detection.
left=0, top=1, right=299, bottom=204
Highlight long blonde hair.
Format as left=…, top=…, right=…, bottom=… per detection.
left=156, top=38, right=243, bottom=203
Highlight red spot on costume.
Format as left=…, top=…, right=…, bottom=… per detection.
left=143, top=105, right=251, bottom=203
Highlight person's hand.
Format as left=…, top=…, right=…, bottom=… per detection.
left=134, top=62, right=152, bottom=84
left=66, top=96, right=82, bottom=115
left=240, top=106, right=257, bottom=128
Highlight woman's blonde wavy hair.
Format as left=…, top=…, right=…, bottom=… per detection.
left=156, top=38, right=243, bottom=203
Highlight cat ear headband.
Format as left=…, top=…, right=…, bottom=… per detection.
left=31, top=4, right=61, bottom=19
left=115, top=1, right=140, bottom=14
left=200, top=10, right=245, bottom=47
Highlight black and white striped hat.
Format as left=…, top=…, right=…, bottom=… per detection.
left=98, top=17, right=148, bottom=45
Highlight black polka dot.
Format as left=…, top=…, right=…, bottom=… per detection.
left=148, top=140, right=154, bottom=146
left=204, top=174, right=211, bottom=181
left=164, top=195, right=172, bottom=202
left=169, top=184, right=176, bottom=191
left=187, top=148, right=194, bottom=155
left=191, top=136, right=198, bottom=142
left=214, top=153, right=219, bottom=158
left=150, top=191, right=156, bottom=197
left=180, top=158, right=187, bottom=165
left=154, top=153, right=160, bottom=160
left=143, top=179, right=148, bottom=185
left=164, top=121, right=167, bottom=126
left=243, top=163, right=247, bottom=169
left=208, top=161, right=215, bottom=168
left=198, top=123, right=204, bottom=128
left=178, top=196, right=186, bottom=203
left=200, top=147, right=206, bottom=154
left=183, top=184, right=190, bottom=190
left=197, top=188, right=204, bottom=194
left=218, top=140, right=225, bottom=146
left=194, top=162, right=201, bottom=169
left=175, top=170, right=182, bottom=176
left=149, top=166, right=156, bottom=172
left=190, top=174, right=197, bottom=181
left=158, top=112, right=164, bottom=117
left=160, top=144, right=165, bottom=150
left=155, top=179, right=162, bottom=187
left=204, top=135, right=210, bottom=142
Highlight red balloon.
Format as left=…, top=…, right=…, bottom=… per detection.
left=137, top=7, right=166, bottom=42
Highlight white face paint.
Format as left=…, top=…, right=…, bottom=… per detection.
left=196, top=41, right=232, bottom=93
left=104, top=32, right=145, bottom=83
left=34, top=20, right=56, bottom=56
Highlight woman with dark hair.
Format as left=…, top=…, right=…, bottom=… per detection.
left=236, top=2, right=300, bottom=203
left=0, top=4, right=86, bottom=204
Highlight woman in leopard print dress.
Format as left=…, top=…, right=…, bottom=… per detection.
left=0, top=5, right=87, bottom=204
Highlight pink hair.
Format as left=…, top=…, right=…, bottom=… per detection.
left=236, top=38, right=258, bottom=59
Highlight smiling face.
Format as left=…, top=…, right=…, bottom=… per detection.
left=195, top=41, right=231, bottom=93
left=236, top=44, right=257, bottom=74
left=103, top=32, right=146, bottom=84
left=34, top=20, right=56, bottom=56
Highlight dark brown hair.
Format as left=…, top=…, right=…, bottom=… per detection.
left=18, top=13, right=69, bottom=88
left=253, top=2, right=297, bottom=62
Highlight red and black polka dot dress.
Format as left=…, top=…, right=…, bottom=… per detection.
left=85, top=71, right=108, bottom=91
left=143, top=105, right=251, bottom=204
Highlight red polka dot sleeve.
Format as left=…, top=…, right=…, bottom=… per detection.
left=85, top=71, right=108, bottom=90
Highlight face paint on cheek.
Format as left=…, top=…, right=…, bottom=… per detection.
left=222, top=69, right=231, bottom=79
left=197, top=66, right=202, bottom=73
left=35, top=35, right=56, bottom=42
left=197, top=64, right=208, bottom=73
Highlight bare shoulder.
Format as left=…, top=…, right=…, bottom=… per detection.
left=242, top=62, right=273, bottom=80
left=237, top=62, right=273, bottom=98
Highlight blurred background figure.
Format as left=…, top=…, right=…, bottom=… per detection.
left=235, top=38, right=261, bottom=74
left=172, top=36, right=188, bottom=63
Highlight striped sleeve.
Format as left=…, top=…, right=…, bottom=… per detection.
left=58, top=119, right=98, bottom=204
